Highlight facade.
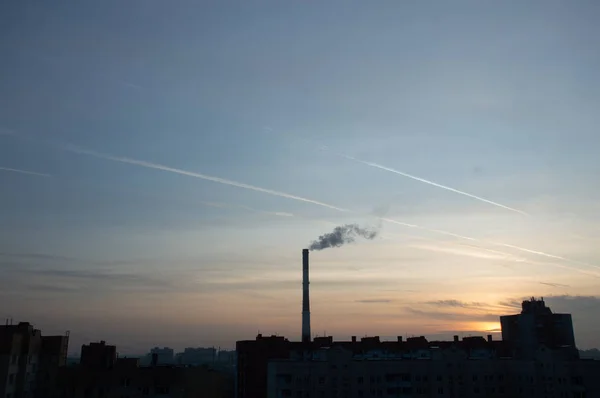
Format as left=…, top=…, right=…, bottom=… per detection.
left=0, top=322, right=69, bottom=398
left=267, top=339, right=600, bottom=398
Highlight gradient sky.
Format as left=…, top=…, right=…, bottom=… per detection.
left=1, top=1, right=600, bottom=354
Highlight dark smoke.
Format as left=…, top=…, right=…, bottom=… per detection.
left=309, top=224, right=378, bottom=251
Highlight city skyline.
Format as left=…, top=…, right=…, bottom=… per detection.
left=1, top=1, right=600, bottom=353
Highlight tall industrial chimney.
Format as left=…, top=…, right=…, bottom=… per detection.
left=302, top=249, right=311, bottom=343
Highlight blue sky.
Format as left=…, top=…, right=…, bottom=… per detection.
left=1, top=1, right=599, bottom=353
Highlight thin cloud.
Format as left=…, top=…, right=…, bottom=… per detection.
left=26, top=284, right=81, bottom=293
left=0, top=128, right=16, bottom=136
left=199, top=201, right=293, bottom=217
left=63, top=145, right=347, bottom=212
left=425, top=300, right=487, bottom=308
left=356, top=299, right=392, bottom=304
left=120, top=81, right=143, bottom=90
left=323, top=147, right=528, bottom=216
left=540, top=282, right=570, bottom=288
left=0, top=166, right=50, bottom=177
left=404, top=307, right=500, bottom=322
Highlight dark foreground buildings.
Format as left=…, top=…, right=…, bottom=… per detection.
left=1, top=324, right=233, bottom=398
left=0, top=321, right=69, bottom=398
left=237, top=279, right=598, bottom=397
left=55, top=341, right=234, bottom=398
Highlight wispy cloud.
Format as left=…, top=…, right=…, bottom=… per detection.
left=404, top=307, right=500, bottom=322
left=198, top=201, right=293, bottom=217
left=26, top=284, right=81, bottom=293
left=119, top=81, right=143, bottom=90
left=0, top=128, right=16, bottom=136
left=0, top=166, right=50, bottom=177
left=540, top=282, right=570, bottom=288
left=425, top=300, right=488, bottom=308
left=322, top=147, right=528, bottom=216
left=63, top=145, right=347, bottom=212
left=356, top=299, right=392, bottom=304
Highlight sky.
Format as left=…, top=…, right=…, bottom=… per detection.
left=1, top=0, right=599, bottom=354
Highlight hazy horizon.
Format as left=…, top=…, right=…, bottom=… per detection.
left=1, top=1, right=599, bottom=354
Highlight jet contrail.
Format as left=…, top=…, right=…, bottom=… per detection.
left=378, top=216, right=599, bottom=275
left=497, top=242, right=599, bottom=270
left=63, top=145, right=348, bottom=213
left=0, top=167, right=50, bottom=177
left=15, top=136, right=595, bottom=276
left=324, top=148, right=528, bottom=216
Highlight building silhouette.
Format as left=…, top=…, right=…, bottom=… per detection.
left=80, top=341, right=117, bottom=371
left=501, top=297, right=577, bottom=360
left=149, top=347, right=175, bottom=365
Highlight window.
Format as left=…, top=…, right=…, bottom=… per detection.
left=438, top=387, right=444, bottom=394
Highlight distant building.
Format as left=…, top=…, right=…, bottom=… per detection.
left=80, top=341, right=117, bottom=370
left=179, top=347, right=216, bottom=366
left=0, top=321, right=69, bottom=398
left=217, top=349, right=236, bottom=365
left=53, top=341, right=233, bottom=398
left=501, top=297, right=577, bottom=359
left=149, top=347, right=174, bottom=365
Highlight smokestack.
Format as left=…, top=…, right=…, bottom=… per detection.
left=302, top=249, right=311, bottom=343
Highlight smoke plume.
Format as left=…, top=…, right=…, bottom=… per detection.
left=309, top=224, right=378, bottom=251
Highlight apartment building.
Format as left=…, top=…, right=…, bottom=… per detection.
left=0, top=322, right=69, bottom=398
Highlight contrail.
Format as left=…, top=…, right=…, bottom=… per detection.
left=8, top=134, right=594, bottom=275
left=324, top=148, right=528, bottom=216
left=378, top=216, right=599, bottom=275
left=0, top=167, right=50, bottom=177
left=497, top=242, right=599, bottom=270
left=63, top=145, right=348, bottom=212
